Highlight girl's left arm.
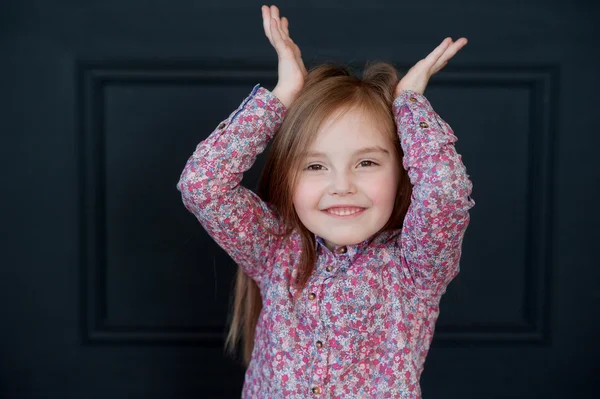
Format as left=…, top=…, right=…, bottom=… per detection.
left=393, top=89, right=476, bottom=299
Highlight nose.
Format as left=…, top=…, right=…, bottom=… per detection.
left=328, top=170, right=356, bottom=196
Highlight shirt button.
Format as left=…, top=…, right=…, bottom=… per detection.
left=410, top=97, right=418, bottom=102
left=312, top=386, right=322, bottom=394
left=308, top=292, right=316, bottom=300
left=315, top=340, right=323, bottom=348
left=419, top=121, right=429, bottom=128
left=218, top=122, right=227, bottom=129
left=325, top=265, right=333, bottom=272
left=335, top=246, right=347, bottom=254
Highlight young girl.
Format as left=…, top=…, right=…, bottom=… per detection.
left=177, top=5, right=475, bottom=398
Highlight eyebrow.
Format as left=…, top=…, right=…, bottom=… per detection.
left=301, top=146, right=390, bottom=159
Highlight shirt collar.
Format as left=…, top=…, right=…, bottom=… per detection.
left=313, top=230, right=395, bottom=256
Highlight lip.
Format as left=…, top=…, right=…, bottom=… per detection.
left=322, top=207, right=366, bottom=219
left=323, top=205, right=366, bottom=210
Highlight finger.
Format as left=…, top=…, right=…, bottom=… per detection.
left=262, top=5, right=274, bottom=46
left=440, top=38, right=467, bottom=61
left=291, top=41, right=307, bottom=76
left=270, top=6, right=288, bottom=43
left=290, top=39, right=301, bottom=58
left=277, top=17, right=289, bottom=41
left=270, top=5, right=280, bottom=20
left=271, top=7, right=288, bottom=41
left=270, top=18, right=289, bottom=56
left=432, top=38, right=468, bottom=71
left=423, top=37, right=453, bottom=67
left=430, top=38, right=453, bottom=71
left=281, top=16, right=290, bottom=37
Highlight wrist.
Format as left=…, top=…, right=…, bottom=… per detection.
left=272, top=85, right=299, bottom=109
left=395, top=86, right=422, bottom=95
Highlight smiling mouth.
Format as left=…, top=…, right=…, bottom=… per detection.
left=323, top=207, right=366, bottom=217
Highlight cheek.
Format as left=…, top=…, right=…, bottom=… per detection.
left=292, top=179, right=322, bottom=210
left=363, top=173, right=398, bottom=207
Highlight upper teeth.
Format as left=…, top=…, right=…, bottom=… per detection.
left=327, top=207, right=363, bottom=216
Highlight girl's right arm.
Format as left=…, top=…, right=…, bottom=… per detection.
left=176, top=84, right=287, bottom=284
left=177, top=5, right=305, bottom=284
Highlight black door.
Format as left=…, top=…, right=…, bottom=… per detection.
left=2, top=0, right=598, bottom=398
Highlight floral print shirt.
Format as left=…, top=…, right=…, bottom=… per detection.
left=176, top=84, right=475, bottom=398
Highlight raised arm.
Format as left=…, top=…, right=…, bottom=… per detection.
left=393, top=89, right=475, bottom=298
left=177, top=5, right=306, bottom=285
left=176, top=84, right=288, bottom=284
left=392, top=37, right=475, bottom=298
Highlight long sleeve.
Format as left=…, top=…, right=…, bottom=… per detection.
left=176, top=84, right=288, bottom=285
left=392, top=89, right=476, bottom=299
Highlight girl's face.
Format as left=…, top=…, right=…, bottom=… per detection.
left=292, top=107, right=400, bottom=252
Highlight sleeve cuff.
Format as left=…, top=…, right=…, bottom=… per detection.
left=392, top=89, right=432, bottom=111
left=392, top=89, right=451, bottom=135
left=255, top=85, right=288, bottom=112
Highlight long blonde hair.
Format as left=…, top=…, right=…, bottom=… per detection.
left=223, top=61, right=413, bottom=367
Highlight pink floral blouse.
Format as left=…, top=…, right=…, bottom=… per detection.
left=177, top=84, right=475, bottom=398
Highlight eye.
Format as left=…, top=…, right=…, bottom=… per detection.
left=304, top=160, right=377, bottom=172
left=358, top=160, right=378, bottom=167
left=305, top=164, right=325, bottom=171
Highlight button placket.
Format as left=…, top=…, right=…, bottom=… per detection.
left=310, top=342, right=326, bottom=395
left=310, top=296, right=327, bottom=397
left=324, top=247, right=344, bottom=274
left=309, top=292, right=319, bottom=313
left=335, top=246, right=351, bottom=274
left=334, top=245, right=347, bottom=254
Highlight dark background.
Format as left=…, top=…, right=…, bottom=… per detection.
left=2, top=0, right=599, bottom=398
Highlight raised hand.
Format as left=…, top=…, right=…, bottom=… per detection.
left=394, top=37, right=468, bottom=97
left=261, top=5, right=307, bottom=108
